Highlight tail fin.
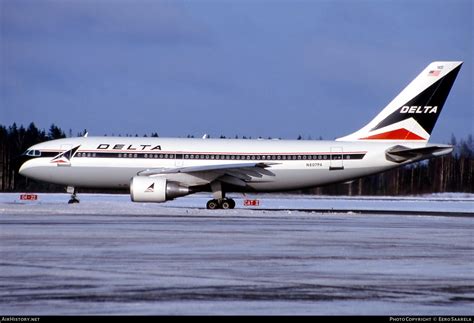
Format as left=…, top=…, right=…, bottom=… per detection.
left=337, top=61, right=462, bottom=142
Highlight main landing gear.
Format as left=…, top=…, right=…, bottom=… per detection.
left=206, top=181, right=235, bottom=209
left=206, top=198, right=236, bottom=210
left=67, top=186, right=80, bottom=204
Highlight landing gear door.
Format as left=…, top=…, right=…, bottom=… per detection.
left=330, top=147, right=344, bottom=170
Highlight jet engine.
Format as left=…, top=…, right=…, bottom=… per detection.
left=130, top=176, right=190, bottom=203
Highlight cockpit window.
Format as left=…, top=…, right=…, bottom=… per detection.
left=24, top=150, right=41, bottom=157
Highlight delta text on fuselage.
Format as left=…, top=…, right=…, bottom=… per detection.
left=96, top=144, right=162, bottom=151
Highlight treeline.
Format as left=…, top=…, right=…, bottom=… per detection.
left=0, top=123, right=67, bottom=192
left=1, top=122, right=473, bottom=194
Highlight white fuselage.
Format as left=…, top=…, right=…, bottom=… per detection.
left=17, top=61, right=462, bottom=207
left=19, top=136, right=414, bottom=191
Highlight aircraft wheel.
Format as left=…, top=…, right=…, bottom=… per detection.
left=221, top=200, right=231, bottom=209
left=206, top=199, right=219, bottom=209
left=68, top=198, right=80, bottom=204
left=228, top=199, right=236, bottom=209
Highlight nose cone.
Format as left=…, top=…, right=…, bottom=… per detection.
left=19, top=161, right=28, bottom=176
left=19, top=158, right=60, bottom=184
left=19, top=160, right=35, bottom=178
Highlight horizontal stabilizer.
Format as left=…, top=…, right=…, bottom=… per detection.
left=385, top=144, right=453, bottom=163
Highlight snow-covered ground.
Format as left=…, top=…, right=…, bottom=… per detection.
left=0, top=192, right=473, bottom=215
left=0, top=193, right=473, bottom=315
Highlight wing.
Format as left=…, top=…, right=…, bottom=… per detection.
left=137, top=162, right=278, bottom=187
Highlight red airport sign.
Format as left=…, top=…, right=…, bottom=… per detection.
left=244, top=199, right=260, bottom=207
left=20, top=194, right=38, bottom=201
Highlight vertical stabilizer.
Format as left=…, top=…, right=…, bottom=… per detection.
left=336, top=61, right=462, bottom=142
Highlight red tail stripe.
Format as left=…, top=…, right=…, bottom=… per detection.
left=361, top=128, right=426, bottom=140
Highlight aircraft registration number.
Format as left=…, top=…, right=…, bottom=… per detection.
left=306, top=162, right=323, bottom=167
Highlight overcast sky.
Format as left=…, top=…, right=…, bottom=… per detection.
left=1, top=0, right=472, bottom=141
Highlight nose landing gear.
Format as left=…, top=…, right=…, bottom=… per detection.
left=67, top=186, right=80, bottom=204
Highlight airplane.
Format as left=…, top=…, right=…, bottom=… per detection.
left=19, top=61, right=462, bottom=209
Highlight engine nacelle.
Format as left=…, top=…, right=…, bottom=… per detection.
left=130, top=176, right=190, bottom=203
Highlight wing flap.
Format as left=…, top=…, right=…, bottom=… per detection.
left=137, top=162, right=278, bottom=187
left=218, top=175, right=247, bottom=187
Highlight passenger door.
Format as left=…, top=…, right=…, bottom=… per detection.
left=330, top=147, right=344, bottom=170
